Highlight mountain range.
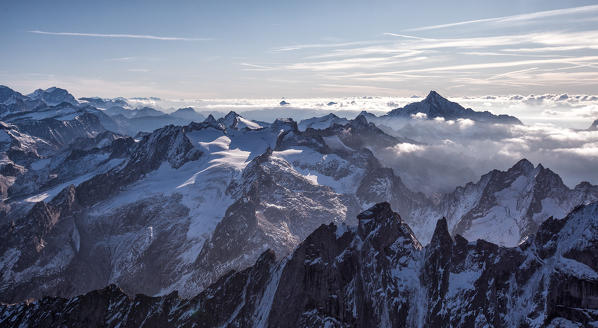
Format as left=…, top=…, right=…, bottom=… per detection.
left=0, top=85, right=596, bottom=327
left=360, top=91, right=522, bottom=129
left=0, top=86, right=208, bottom=136
left=1, top=201, right=596, bottom=327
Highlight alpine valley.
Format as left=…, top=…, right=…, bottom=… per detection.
left=1, top=86, right=597, bottom=327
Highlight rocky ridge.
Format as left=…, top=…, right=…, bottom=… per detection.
left=1, top=201, right=597, bottom=327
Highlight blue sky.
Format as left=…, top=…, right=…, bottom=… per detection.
left=1, top=0, right=598, bottom=98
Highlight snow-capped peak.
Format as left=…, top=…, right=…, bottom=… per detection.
left=0, top=85, right=27, bottom=105
left=381, top=90, right=522, bottom=124
left=27, top=87, right=78, bottom=106
left=423, top=90, right=446, bottom=103
left=219, top=111, right=262, bottom=130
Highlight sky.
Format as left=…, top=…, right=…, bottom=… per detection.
left=1, top=0, right=598, bottom=99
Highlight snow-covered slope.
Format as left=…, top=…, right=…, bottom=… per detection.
left=1, top=107, right=596, bottom=304
left=2, top=201, right=597, bottom=327
left=1, top=112, right=422, bottom=302
left=298, top=113, right=349, bottom=131
left=1, top=85, right=596, bottom=316
left=402, top=159, right=598, bottom=246
left=27, top=87, right=78, bottom=106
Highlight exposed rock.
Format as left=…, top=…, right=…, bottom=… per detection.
left=2, top=202, right=597, bottom=327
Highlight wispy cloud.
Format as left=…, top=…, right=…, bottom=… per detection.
left=404, top=4, right=598, bottom=31
left=240, top=63, right=275, bottom=71
left=503, top=46, right=598, bottom=53
left=230, top=5, right=598, bottom=96
left=342, top=56, right=598, bottom=78
left=108, top=57, right=138, bottom=62
left=272, top=40, right=383, bottom=52
left=29, top=30, right=209, bottom=41
left=382, top=33, right=429, bottom=40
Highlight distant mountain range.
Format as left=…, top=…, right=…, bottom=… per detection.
left=0, top=86, right=208, bottom=136
left=361, top=91, right=522, bottom=127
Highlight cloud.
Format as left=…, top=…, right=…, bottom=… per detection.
left=240, top=63, right=275, bottom=71
left=241, top=3, right=598, bottom=97
left=374, top=118, right=598, bottom=193
left=29, top=30, right=210, bottom=41
left=382, top=33, right=429, bottom=40
left=341, top=55, right=598, bottom=78
left=272, top=40, right=383, bottom=52
left=404, top=4, right=598, bottom=31
left=108, top=57, right=138, bottom=62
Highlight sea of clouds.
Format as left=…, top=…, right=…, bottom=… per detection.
left=125, top=93, right=598, bottom=127
left=121, top=93, right=598, bottom=193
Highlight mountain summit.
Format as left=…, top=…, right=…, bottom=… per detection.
left=27, top=87, right=78, bottom=106
left=385, top=90, right=522, bottom=124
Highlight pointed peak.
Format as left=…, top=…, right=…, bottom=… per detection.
left=430, top=217, right=453, bottom=247
left=356, top=202, right=421, bottom=249
left=589, top=119, right=598, bottom=131
left=358, top=110, right=376, bottom=118
left=204, top=114, right=217, bottom=123
left=424, top=90, right=447, bottom=102
left=224, top=111, right=240, bottom=120
left=357, top=202, right=394, bottom=222
left=511, top=158, right=534, bottom=173
left=352, top=114, right=369, bottom=127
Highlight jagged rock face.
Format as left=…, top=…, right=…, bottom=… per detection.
left=2, top=107, right=597, bottom=307
left=3, top=112, right=418, bottom=302
left=11, top=112, right=107, bottom=148
left=191, top=150, right=361, bottom=291
left=0, top=119, right=132, bottom=220
left=2, top=202, right=597, bottom=327
left=268, top=203, right=422, bottom=328
left=590, top=119, right=598, bottom=131
left=1, top=87, right=596, bottom=317
left=405, top=159, right=598, bottom=246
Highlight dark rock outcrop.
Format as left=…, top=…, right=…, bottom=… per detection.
left=2, top=202, right=597, bottom=327
left=385, top=91, right=522, bottom=124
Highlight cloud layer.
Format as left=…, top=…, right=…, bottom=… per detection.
left=375, top=117, right=598, bottom=194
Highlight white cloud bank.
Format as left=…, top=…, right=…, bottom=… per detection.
left=376, top=117, right=598, bottom=194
